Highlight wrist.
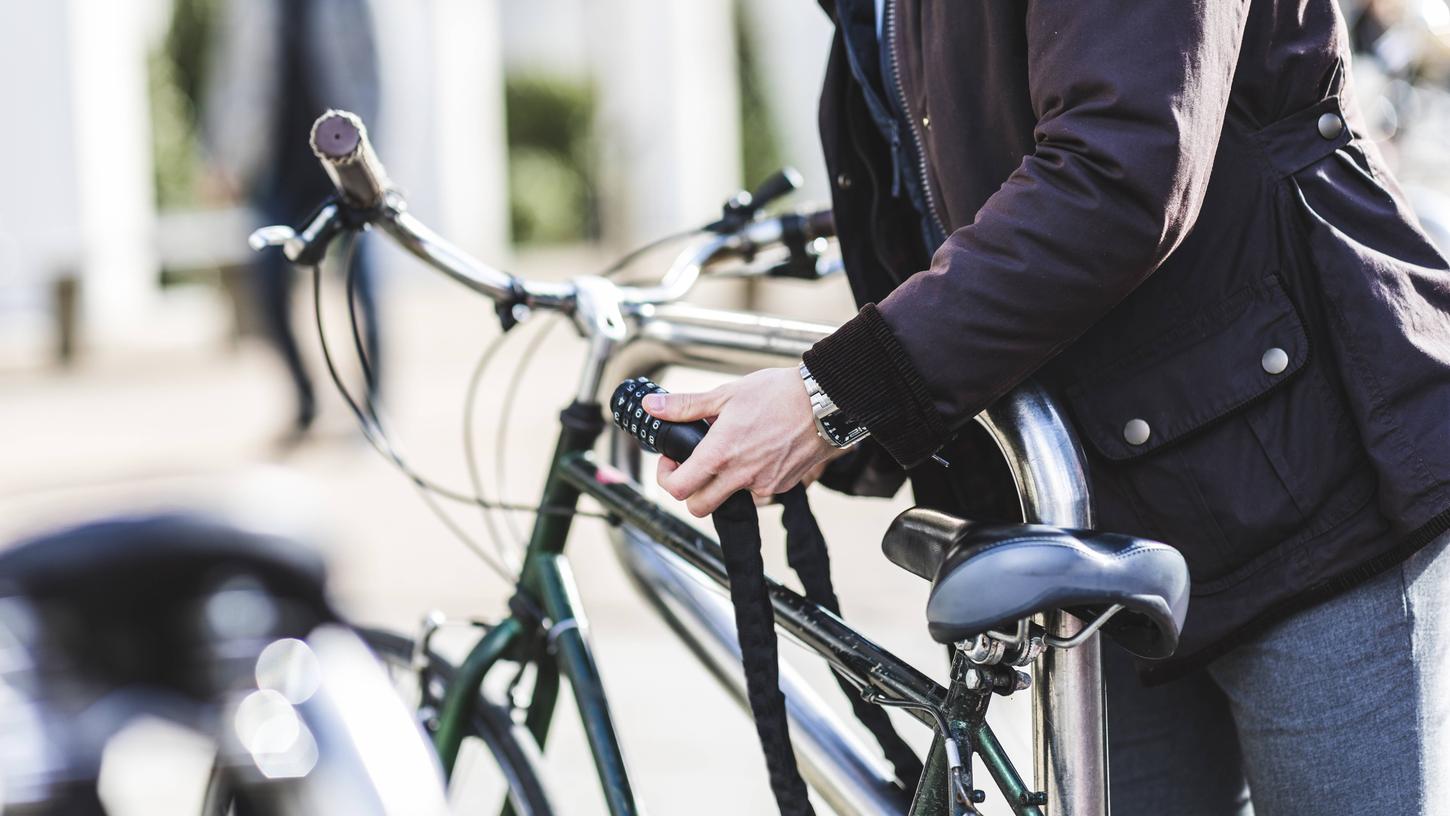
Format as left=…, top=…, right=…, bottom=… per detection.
left=800, top=362, right=870, bottom=449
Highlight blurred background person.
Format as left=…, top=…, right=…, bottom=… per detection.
left=202, top=0, right=384, bottom=444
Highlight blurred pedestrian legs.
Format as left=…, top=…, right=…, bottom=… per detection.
left=202, top=0, right=384, bottom=443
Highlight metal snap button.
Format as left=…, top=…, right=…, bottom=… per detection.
left=835, top=172, right=853, bottom=190
left=1317, top=112, right=1344, bottom=140
left=1261, top=347, right=1289, bottom=375
left=1123, top=419, right=1151, bottom=446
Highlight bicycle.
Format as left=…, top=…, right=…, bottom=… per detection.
left=0, top=513, right=450, bottom=816
left=244, top=109, right=1191, bottom=816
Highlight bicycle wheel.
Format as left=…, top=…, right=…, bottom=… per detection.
left=356, top=627, right=556, bottom=816
left=200, top=628, right=555, bottom=816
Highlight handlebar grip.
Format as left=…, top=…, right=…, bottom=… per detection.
left=776, top=208, right=836, bottom=251
left=805, top=208, right=835, bottom=240
left=748, top=168, right=804, bottom=212
left=610, top=378, right=709, bottom=462
left=310, top=109, right=391, bottom=210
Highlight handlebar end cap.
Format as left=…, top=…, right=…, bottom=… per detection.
left=311, top=110, right=365, bottom=162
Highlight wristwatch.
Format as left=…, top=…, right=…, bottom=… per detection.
left=800, top=362, right=871, bottom=448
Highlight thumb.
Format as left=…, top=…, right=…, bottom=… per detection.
left=643, top=386, right=729, bottom=421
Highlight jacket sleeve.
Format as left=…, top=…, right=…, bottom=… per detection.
left=803, top=0, right=1250, bottom=468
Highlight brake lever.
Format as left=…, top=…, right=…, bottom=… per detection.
left=248, top=225, right=297, bottom=252
left=707, top=167, right=804, bottom=234
left=247, top=202, right=346, bottom=267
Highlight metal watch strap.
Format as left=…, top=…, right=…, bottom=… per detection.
left=800, top=363, right=870, bottom=448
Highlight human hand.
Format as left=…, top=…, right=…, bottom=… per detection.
left=754, top=458, right=831, bottom=506
left=646, top=368, right=844, bottom=517
left=197, top=166, right=241, bottom=207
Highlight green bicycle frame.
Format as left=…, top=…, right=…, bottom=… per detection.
left=429, top=399, right=1044, bottom=816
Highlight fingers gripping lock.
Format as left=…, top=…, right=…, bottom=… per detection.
left=610, top=378, right=710, bottom=463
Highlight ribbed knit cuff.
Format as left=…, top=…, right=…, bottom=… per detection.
left=803, top=304, right=949, bottom=468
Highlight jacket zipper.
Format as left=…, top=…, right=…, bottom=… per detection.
left=884, top=0, right=949, bottom=240
left=846, top=89, right=908, bottom=284
left=887, top=121, right=903, bottom=198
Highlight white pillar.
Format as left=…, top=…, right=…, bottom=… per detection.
left=431, top=0, right=511, bottom=261
left=741, top=0, right=835, bottom=202
left=736, top=2, right=850, bottom=320
left=0, top=2, right=84, bottom=290
left=590, top=0, right=743, bottom=248
left=67, top=0, right=161, bottom=340
left=370, top=0, right=509, bottom=268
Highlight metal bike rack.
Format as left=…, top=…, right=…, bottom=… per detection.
left=979, top=389, right=1105, bottom=816
left=603, top=303, right=1106, bottom=816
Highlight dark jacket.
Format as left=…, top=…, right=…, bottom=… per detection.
left=803, top=0, right=1450, bottom=680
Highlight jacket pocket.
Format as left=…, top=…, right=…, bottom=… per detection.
left=1064, top=274, right=1372, bottom=583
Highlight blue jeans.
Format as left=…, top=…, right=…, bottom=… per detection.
left=1107, top=532, right=1450, bottom=815
left=251, top=219, right=381, bottom=426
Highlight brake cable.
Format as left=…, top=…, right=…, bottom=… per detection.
left=316, top=225, right=706, bottom=579
left=476, top=227, right=705, bottom=548
left=478, top=316, right=560, bottom=547
left=310, top=240, right=594, bottom=597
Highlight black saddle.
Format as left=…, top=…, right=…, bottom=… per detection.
left=883, top=508, right=1189, bottom=659
left=0, top=513, right=334, bottom=696
left=0, top=514, right=337, bottom=814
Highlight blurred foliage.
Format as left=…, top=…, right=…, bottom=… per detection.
left=504, top=75, right=599, bottom=245
left=149, top=0, right=219, bottom=211
left=149, top=52, right=199, bottom=211
left=508, top=148, right=590, bottom=244
left=164, top=0, right=219, bottom=114
left=504, top=9, right=783, bottom=246
left=735, top=2, right=785, bottom=194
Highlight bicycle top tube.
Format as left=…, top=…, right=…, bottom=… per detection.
left=254, top=109, right=835, bottom=338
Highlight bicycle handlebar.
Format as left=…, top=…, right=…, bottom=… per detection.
left=262, top=110, right=836, bottom=332
left=311, top=110, right=391, bottom=210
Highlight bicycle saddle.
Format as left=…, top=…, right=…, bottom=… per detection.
left=882, top=508, right=1189, bottom=659
left=0, top=513, right=334, bottom=696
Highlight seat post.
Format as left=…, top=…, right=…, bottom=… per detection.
left=978, top=382, right=1108, bottom=816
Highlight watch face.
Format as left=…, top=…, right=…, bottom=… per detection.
left=819, top=413, right=868, bottom=448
